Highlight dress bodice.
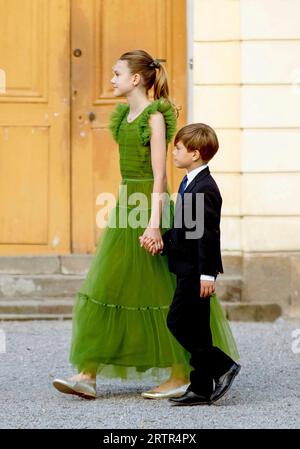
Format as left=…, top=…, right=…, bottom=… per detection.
left=109, top=98, right=177, bottom=180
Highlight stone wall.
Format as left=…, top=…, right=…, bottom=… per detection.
left=192, top=0, right=300, bottom=315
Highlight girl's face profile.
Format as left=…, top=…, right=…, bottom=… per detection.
left=111, top=60, right=135, bottom=97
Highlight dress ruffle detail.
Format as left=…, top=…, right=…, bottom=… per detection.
left=69, top=290, right=191, bottom=380
left=69, top=290, right=239, bottom=380
left=108, top=98, right=177, bottom=146
left=78, top=292, right=170, bottom=311
left=137, top=98, right=177, bottom=146
left=109, top=102, right=129, bottom=143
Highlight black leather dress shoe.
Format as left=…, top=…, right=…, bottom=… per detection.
left=169, top=390, right=212, bottom=406
left=210, top=362, right=241, bottom=404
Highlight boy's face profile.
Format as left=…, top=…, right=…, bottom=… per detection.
left=172, top=140, right=201, bottom=170
left=111, top=60, right=139, bottom=97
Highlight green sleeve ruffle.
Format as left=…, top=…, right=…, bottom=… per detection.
left=108, top=98, right=177, bottom=146
left=108, top=102, right=129, bottom=143
left=138, top=98, right=177, bottom=146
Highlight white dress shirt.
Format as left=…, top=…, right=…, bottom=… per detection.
left=183, top=164, right=215, bottom=283
left=185, top=164, right=208, bottom=188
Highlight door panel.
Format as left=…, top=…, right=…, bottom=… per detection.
left=0, top=0, right=70, bottom=254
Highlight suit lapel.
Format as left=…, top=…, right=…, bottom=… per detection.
left=174, top=167, right=210, bottom=224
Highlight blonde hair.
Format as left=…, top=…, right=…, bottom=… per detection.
left=119, top=49, right=179, bottom=115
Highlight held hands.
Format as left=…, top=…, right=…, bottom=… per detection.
left=139, top=227, right=163, bottom=256
left=200, top=280, right=215, bottom=298
left=140, top=228, right=215, bottom=295
left=139, top=231, right=215, bottom=296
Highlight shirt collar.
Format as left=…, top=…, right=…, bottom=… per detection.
left=186, top=164, right=208, bottom=186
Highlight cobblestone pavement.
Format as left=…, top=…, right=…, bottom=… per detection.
left=0, top=318, right=299, bottom=429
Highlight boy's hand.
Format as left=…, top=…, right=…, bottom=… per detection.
left=200, top=280, right=215, bottom=298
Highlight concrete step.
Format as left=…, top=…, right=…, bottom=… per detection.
left=223, top=302, right=282, bottom=322
left=0, top=274, right=84, bottom=298
left=215, top=275, right=243, bottom=302
left=0, top=313, right=72, bottom=321
left=0, top=254, right=243, bottom=276
left=0, top=273, right=243, bottom=302
left=0, top=255, right=92, bottom=275
left=0, top=299, right=74, bottom=315
left=0, top=255, right=286, bottom=321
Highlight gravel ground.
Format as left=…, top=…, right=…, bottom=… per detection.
left=0, top=318, right=300, bottom=429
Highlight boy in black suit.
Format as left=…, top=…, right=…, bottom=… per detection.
left=140, top=123, right=240, bottom=406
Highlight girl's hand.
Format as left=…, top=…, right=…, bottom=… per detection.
left=139, top=237, right=156, bottom=255
left=139, top=228, right=163, bottom=255
left=139, top=236, right=163, bottom=256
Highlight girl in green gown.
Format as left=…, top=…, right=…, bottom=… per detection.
left=53, top=50, right=239, bottom=399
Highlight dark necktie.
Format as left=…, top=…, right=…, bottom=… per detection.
left=178, top=174, right=188, bottom=198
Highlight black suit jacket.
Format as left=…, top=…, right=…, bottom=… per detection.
left=161, top=167, right=224, bottom=278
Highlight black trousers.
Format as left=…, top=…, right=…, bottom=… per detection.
left=167, top=274, right=234, bottom=396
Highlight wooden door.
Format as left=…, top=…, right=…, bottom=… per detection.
left=71, top=0, right=187, bottom=253
left=0, top=0, right=70, bottom=255
left=0, top=0, right=186, bottom=255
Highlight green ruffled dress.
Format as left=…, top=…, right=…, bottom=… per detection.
left=69, top=98, right=239, bottom=381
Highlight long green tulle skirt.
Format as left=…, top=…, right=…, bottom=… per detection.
left=69, top=181, right=239, bottom=382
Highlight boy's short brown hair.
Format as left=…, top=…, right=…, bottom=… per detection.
left=174, top=123, right=219, bottom=162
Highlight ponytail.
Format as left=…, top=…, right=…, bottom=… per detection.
left=153, top=63, right=169, bottom=101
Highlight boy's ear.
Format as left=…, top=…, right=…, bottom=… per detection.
left=192, top=149, right=201, bottom=161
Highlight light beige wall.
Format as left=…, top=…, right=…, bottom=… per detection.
left=193, top=0, right=241, bottom=252
left=193, top=0, right=300, bottom=252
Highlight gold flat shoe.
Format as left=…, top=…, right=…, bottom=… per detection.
left=141, top=384, right=190, bottom=399
left=52, top=378, right=96, bottom=399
